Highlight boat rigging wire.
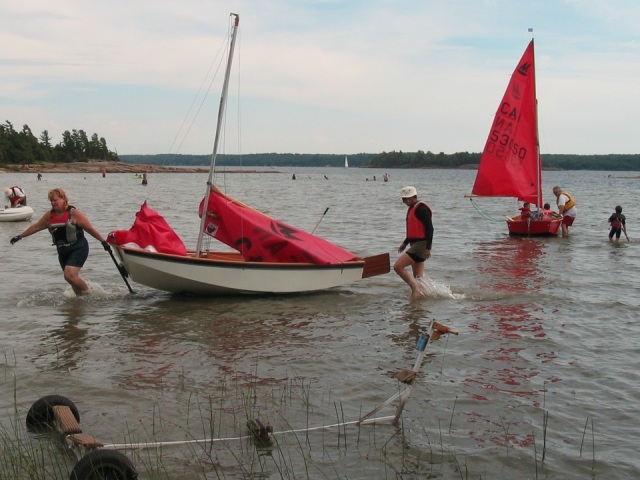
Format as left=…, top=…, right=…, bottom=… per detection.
left=468, top=197, right=508, bottom=222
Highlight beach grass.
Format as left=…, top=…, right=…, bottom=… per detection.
left=0, top=364, right=603, bottom=479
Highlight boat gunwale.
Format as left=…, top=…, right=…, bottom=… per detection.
left=506, top=217, right=561, bottom=236
left=115, top=246, right=366, bottom=271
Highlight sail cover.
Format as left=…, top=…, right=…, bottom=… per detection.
left=472, top=40, right=540, bottom=205
left=108, top=202, right=188, bottom=255
left=199, top=188, right=358, bottom=264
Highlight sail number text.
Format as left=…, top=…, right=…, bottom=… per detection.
left=485, top=102, right=528, bottom=163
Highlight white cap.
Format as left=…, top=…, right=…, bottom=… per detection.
left=4, top=188, right=12, bottom=197
left=400, top=186, right=417, bottom=198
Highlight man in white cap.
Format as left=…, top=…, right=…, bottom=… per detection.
left=394, top=186, right=433, bottom=299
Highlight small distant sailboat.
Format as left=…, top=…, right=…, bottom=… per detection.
left=344, top=155, right=349, bottom=168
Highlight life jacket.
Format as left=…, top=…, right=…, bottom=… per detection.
left=406, top=201, right=432, bottom=240
left=609, top=213, right=624, bottom=228
left=559, top=192, right=575, bottom=211
left=539, top=208, right=553, bottom=220
left=7, top=186, right=25, bottom=206
left=48, top=206, right=84, bottom=247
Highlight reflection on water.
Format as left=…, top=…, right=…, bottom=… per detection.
left=474, top=237, right=545, bottom=294
left=44, top=303, right=90, bottom=370
left=455, top=237, right=562, bottom=450
left=102, top=293, right=374, bottom=392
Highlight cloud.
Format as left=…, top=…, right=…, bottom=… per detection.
left=2, top=0, right=640, bottom=154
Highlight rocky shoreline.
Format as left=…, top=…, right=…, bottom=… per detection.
left=1, top=161, right=208, bottom=174
left=0, top=161, right=279, bottom=174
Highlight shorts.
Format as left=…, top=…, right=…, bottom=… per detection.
left=406, top=240, right=428, bottom=263
left=57, top=237, right=89, bottom=269
left=609, top=227, right=622, bottom=239
left=562, top=215, right=575, bottom=226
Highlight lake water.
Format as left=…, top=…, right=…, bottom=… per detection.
left=1, top=167, right=639, bottom=479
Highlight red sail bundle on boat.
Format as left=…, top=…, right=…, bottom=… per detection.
left=472, top=40, right=540, bottom=206
left=199, top=188, right=358, bottom=264
left=108, top=202, right=187, bottom=255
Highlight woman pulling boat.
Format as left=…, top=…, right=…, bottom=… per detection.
left=9, top=188, right=111, bottom=295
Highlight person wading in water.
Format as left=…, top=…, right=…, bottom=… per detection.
left=10, top=188, right=111, bottom=295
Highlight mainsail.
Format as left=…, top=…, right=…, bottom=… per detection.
left=471, top=40, right=540, bottom=206
left=199, top=187, right=358, bottom=264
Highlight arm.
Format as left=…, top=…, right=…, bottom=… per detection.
left=10, top=212, right=51, bottom=244
left=415, top=204, right=434, bottom=253
left=622, top=217, right=630, bottom=241
left=17, top=213, right=51, bottom=239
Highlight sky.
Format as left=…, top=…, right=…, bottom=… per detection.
left=2, top=0, right=640, bottom=156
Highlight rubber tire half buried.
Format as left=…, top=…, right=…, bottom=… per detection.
left=70, top=449, right=138, bottom=480
left=26, top=394, right=80, bottom=431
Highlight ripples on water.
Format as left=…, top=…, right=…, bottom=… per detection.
left=1, top=168, right=639, bottom=478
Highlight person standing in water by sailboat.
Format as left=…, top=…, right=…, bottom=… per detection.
left=9, top=188, right=111, bottom=296
left=552, top=186, right=577, bottom=237
left=394, top=186, right=434, bottom=300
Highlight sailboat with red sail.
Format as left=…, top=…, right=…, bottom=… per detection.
left=106, top=14, right=390, bottom=295
left=469, top=39, right=561, bottom=236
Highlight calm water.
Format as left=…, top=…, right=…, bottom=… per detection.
left=1, top=167, right=639, bottom=479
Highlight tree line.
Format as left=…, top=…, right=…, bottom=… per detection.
left=121, top=150, right=640, bottom=171
left=0, top=120, right=119, bottom=165
left=3, top=120, right=639, bottom=170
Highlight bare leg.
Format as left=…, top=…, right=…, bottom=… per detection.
left=412, top=262, right=425, bottom=280
left=394, top=254, right=424, bottom=299
left=63, top=266, right=89, bottom=296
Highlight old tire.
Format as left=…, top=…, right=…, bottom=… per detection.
left=26, top=394, right=80, bottom=431
left=70, top=449, right=138, bottom=480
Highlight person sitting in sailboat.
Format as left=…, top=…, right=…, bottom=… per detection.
left=519, top=202, right=540, bottom=220
left=540, top=203, right=554, bottom=220
left=4, top=186, right=27, bottom=207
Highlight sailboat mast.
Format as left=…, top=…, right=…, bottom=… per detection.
left=531, top=37, right=543, bottom=208
left=196, top=13, right=239, bottom=256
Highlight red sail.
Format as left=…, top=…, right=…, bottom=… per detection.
left=472, top=40, right=541, bottom=206
left=108, top=202, right=188, bottom=255
left=199, top=188, right=358, bottom=264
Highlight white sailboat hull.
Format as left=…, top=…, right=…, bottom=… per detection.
left=114, top=246, right=388, bottom=295
left=0, top=206, right=33, bottom=222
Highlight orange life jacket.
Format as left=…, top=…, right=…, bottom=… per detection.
left=406, top=201, right=432, bottom=240
left=558, top=192, right=575, bottom=212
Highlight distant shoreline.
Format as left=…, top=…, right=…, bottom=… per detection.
left=0, top=161, right=276, bottom=174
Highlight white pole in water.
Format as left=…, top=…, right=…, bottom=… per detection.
left=195, top=13, right=239, bottom=257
